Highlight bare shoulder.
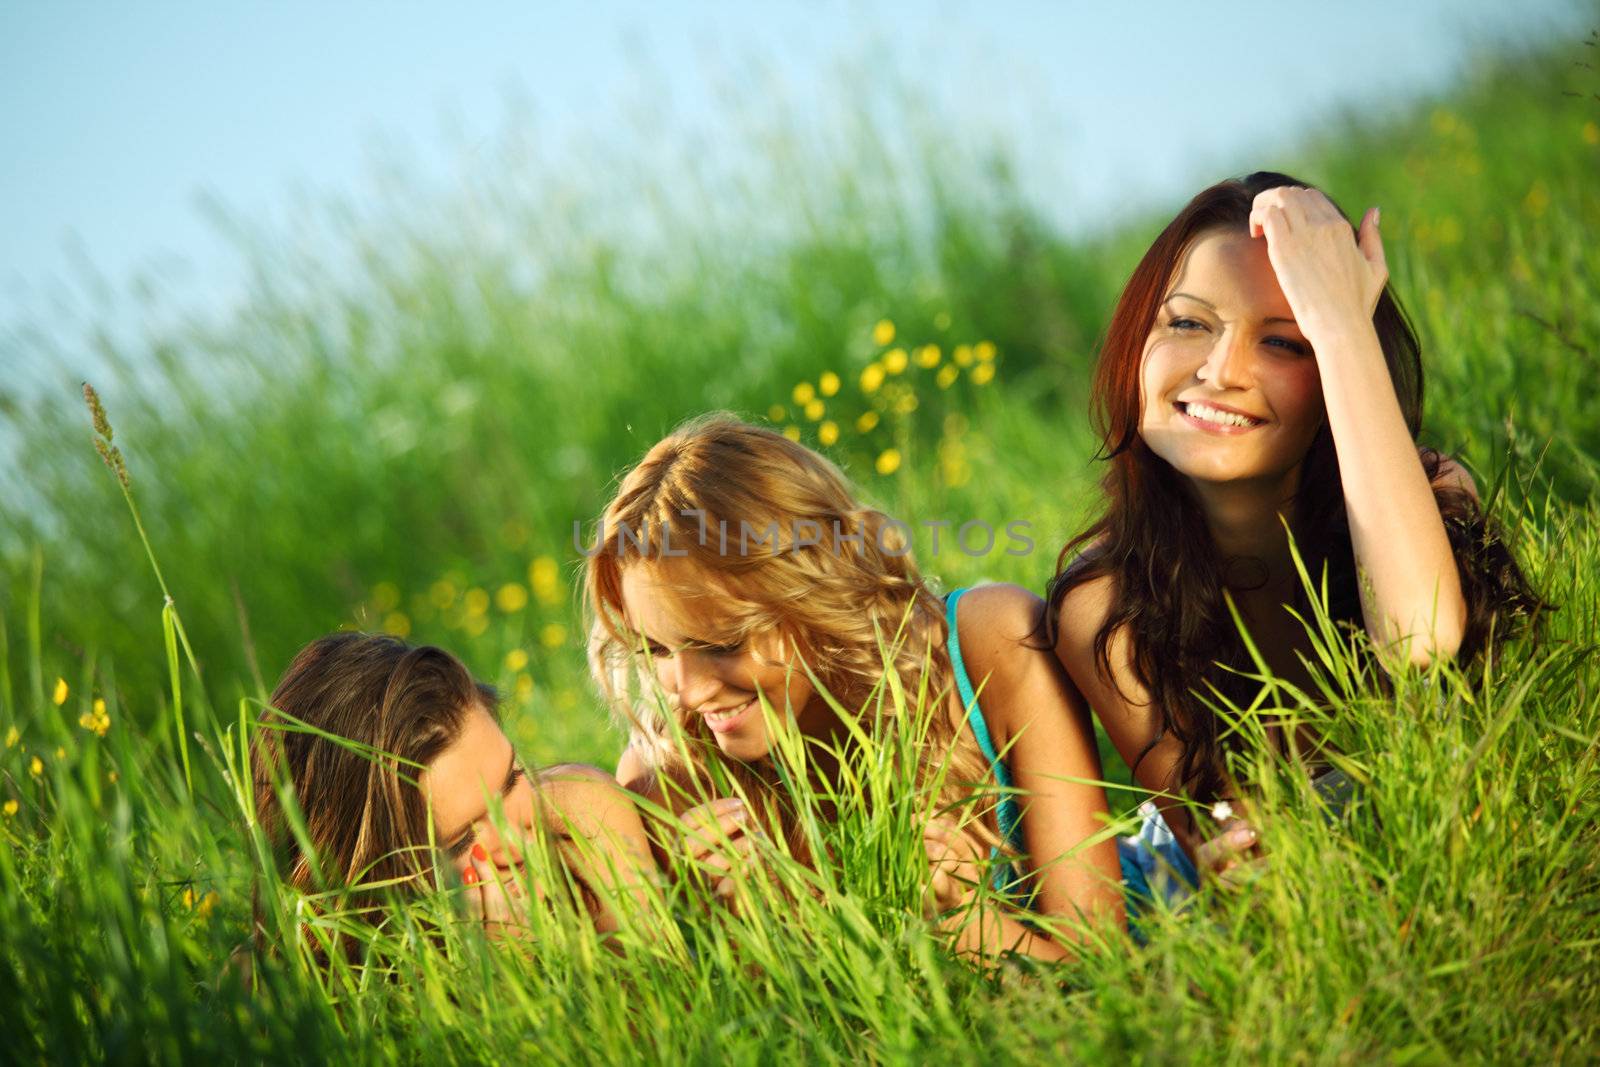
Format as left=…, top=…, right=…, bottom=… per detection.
left=538, top=762, right=640, bottom=834
left=1052, top=572, right=1118, bottom=664
left=953, top=582, right=1045, bottom=652
left=1428, top=451, right=1480, bottom=502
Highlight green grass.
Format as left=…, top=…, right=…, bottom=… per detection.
left=3, top=27, right=1600, bottom=1065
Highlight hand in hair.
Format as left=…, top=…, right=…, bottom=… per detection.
left=1248, top=185, right=1388, bottom=338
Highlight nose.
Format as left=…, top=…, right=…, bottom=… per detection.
left=1195, top=327, right=1252, bottom=390
left=661, top=649, right=722, bottom=712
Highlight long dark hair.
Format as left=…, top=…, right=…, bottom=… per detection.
left=1041, top=171, right=1543, bottom=807
left=250, top=632, right=498, bottom=960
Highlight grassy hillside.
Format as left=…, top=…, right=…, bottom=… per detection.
left=1, top=26, right=1597, bottom=1065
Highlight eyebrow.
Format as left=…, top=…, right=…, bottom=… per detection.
left=1164, top=292, right=1300, bottom=328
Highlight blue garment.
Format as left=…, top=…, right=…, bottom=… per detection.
left=943, top=586, right=1198, bottom=936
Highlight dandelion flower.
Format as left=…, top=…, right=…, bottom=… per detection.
left=529, top=557, right=561, bottom=605
left=4, top=726, right=17, bottom=748
left=792, top=381, right=816, bottom=406
left=883, top=348, right=908, bottom=375
left=463, top=588, right=490, bottom=617
left=183, top=887, right=198, bottom=910
left=916, top=344, right=941, bottom=368
left=875, top=448, right=902, bottom=476
left=382, top=612, right=411, bottom=638
left=783, top=424, right=801, bottom=442
left=936, top=364, right=960, bottom=390
left=505, top=648, right=529, bottom=672
left=30, top=756, right=43, bottom=777
left=1211, top=800, right=1234, bottom=823
left=515, top=673, right=535, bottom=701
left=495, top=583, right=529, bottom=613
left=2, top=799, right=16, bottom=817
left=370, top=581, right=401, bottom=612
left=855, top=411, right=880, bottom=433
left=804, top=399, right=825, bottom=421
left=894, top=392, right=918, bottom=415
left=767, top=403, right=786, bottom=422
left=974, top=341, right=996, bottom=363
left=819, top=371, right=841, bottom=397
left=859, top=363, right=886, bottom=394
left=872, top=319, right=895, bottom=346
left=818, top=420, right=839, bottom=447
left=540, top=623, right=568, bottom=648
left=52, top=678, right=68, bottom=706
left=971, top=363, right=996, bottom=386
left=953, top=344, right=974, bottom=368
left=429, top=580, right=458, bottom=610
left=79, top=699, right=111, bottom=738
left=197, top=891, right=219, bottom=919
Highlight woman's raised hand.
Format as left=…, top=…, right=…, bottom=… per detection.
left=1248, top=185, right=1388, bottom=341
left=461, top=842, right=541, bottom=939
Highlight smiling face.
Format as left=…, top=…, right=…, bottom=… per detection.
left=1139, top=228, right=1326, bottom=495
left=418, top=702, right=535, bottom=870
left=619, top=561, right=816, bottom=763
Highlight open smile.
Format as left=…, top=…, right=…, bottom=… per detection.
left=1175, top=400, right=1267, bottom=434
left=701, top=697, right=757, bottom=734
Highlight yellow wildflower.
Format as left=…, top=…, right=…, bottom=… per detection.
left=953, top=344, right=974, bottom=367
left=52, top=678, right=68, bottom=706
left=108, top=771, right=119, bottom=784
left=55, top=747, right=65, bottom=760
left=974, top=341, right=996, bottom=363
left=515, top=673, right=535, bottom=701
left=804, top=399, right=825, bottom=421
left=383, top=612, right=411, bottom=638
left=495, top=583, right=529, bottom=613
left=883, top=348, right=908, bottom=375
left=5, top=726, right=17, bottom=748
left=505, top=648, right=529, bottom=672
left=370, top=581, right=401, bottom=612
left=197, top=891, right=219, bottom=919
left=872, top=319, right=895, bottom=346
left=540, top=623, right=568, bottom=649
left=463, top=615, right=489, bottom=638
left=2, top=799, right=16, bottom=818
left=859, top=363, right=886, bottom=394
left=529, top=557, right=561, bottom=605
left=79, top=699, right=111, bottom=738
left=936, top=364, right=960, bottom=390
left=792, top=381, right=816, bottom=406
left=855, top=411, right=880, bottom=433
left=818, top=420, right=839, bottom=446
left=183, top=887, right=198, bottom=910
left=30, top=756, right=43, bottom=777
left=767, top=403, right=786, bottom=422
left=875, top=449, right=902, bottom=476
left=819, top=371, right=841, bottom=397
left=783, top=424, right=802, bottom=441
left=916, top=344, right=941, bottom=368
left=972, top=363, right=996, bottom=386
left=463, top=588, right=490, bottom=617
left=894, top=392, right=918, bottom=415
left=429, top=579, right=457, bottom=610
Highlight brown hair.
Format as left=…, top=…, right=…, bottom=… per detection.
left=1041, top=171, right=1544, bottom=808
left=251, top=632, right=497, bottom=958
left=584, top=412, right=997, bottom=854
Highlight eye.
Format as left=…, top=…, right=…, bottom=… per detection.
left=642, top=640, right=672, bottom=659
left=445, top=830, right=475, bottom=859
left=1264, top=336, right=1311, bottom=356
left=1169, top=316, right=1207, bottom=332
left=700, top=643, right=742, bottom=658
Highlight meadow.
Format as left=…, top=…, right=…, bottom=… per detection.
left=2, top=27, right=1598, bottom=1064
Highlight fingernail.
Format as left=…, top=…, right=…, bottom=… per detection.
left=471, top=842, right=489, bottom=862
left=462, top=867, right=479, bottom=886
left=1374, top=207, right=1381, bottom=228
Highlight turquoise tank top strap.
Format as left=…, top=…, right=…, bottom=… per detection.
left=944, top=586, right=1022, bottom=849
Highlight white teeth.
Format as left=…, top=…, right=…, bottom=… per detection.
left=1183, top=402, right=1258, bottom=428
left=704, top=700, right=750, bottom=723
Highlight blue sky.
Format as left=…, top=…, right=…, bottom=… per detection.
left=1, top=1, right=1593, bottom=345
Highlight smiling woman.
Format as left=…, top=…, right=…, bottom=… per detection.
left=1041, top=170, right=1545, bottom=863
left=250, top=632, right=661, bottom=961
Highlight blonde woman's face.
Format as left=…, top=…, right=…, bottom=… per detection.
left=620, top=562, right=815, bottom=763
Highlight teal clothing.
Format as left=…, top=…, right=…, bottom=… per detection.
left=943, top=586, right=1198, bottom=937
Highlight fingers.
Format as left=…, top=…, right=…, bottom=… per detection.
left=1357, top=205, right=1389, bottom=300
left=1195, top=821, right=1260, bottom=878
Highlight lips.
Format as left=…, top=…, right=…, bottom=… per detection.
left=701, top=697, right=756, bottom=735
left=1175, top=400, right=1266, bottom=433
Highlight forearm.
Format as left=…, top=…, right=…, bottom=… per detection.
left=940, top=898, right=1077, bottom=963
left=1313, top=319, right=1465, bottom=660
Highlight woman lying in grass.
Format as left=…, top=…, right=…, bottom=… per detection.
left=251, top=633, right=662, bottom=960
left=584, top=414, right=1216, bottom=961
left=1042, top=171, right=1543, bottom=873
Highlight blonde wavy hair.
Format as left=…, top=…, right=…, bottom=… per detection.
left=583, top=412, right=998, bottom=854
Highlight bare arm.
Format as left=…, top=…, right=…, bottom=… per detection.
left=1250, top=188, right=1467, bottom=664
